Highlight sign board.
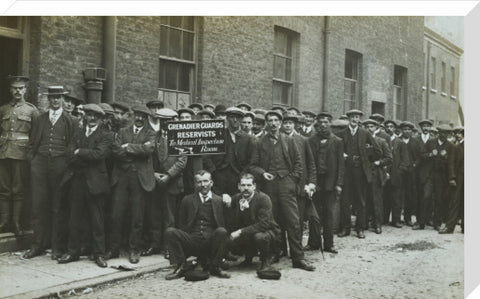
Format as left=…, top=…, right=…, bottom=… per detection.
left=166, top=119, right=226, bottom=156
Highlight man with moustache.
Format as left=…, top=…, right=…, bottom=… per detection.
left=306, top=112, right=344, bottom=253
left=164, top=170, right=230, bottom=280
left=338, top=109, right=380, bottom=239
left=228, top=173, right=280, bottom=271
left=57, top=104, right=110, bottom=268
left=250, top=111, right=314, bottom=271
left=23, top=86, right=75, bottom=259
left=0, top=76, right=38, bottom=235
left=106, top=106, right=156, bottom=264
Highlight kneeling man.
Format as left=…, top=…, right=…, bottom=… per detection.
left=164, top=170, right=230, bottom=280
left=229, top=173, right=280, bottom=271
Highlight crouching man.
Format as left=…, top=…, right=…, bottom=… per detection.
left=228, top=173, right=280, bottom=271
left=164, top=170, right=230, bottom=280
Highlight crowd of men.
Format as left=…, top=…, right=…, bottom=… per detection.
left=0, top=75, right=464, bottom=280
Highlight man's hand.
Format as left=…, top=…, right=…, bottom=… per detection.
left=440, top=149, right=447, bottom=157
left=263, top=172, right=275, bottom=181
left=157, top=173, right=170, bottom=184
left=432, top=149, right=438, bottom=156
left=222, top=194, right=232, bottom=208
left=74, top=149, right=80, bottom=155
left=449, top=179, right=457, bottom=187
left=121, top=143, right=129, bottom=149
left=335, top=185, right=342, bottom=195
left=230, top=229, right=241, bottom=240
left=374, top=160, right=380, bottom=166
left=154, top=172, right=162, bottom=182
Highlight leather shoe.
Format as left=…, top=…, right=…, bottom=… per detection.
left=337, top=229, right=350, bottom=237
left=405, top=220, right=414, bottom=227
left=141, top=247, right=159, bottom=257
left=412, top=223, right=424, bottom=230
left=292, top=260, right=315, bottom=271
left=23, top=247, right=43, bottom=259
left=129, top=251, right=140, bottom=264
left=51, top=251, right=63, bottom=260
left=324, top=247, right=338, bottom=254
left=104, top=250, right=119, bottom=260
left=58, top=254, right=79, bottom=264
left=391, top=222, right=403, bottom=228
left=375, top=227, right=382, bottom=234
left=210, top=267, right=231, bottom=278
left=303, top=245, right=319, bottom=251
left=439, top=228, right=454, bottom=234
left=95, top=256, right=108, bottom=268
left=356, top=231, right=365, bottom=239
left=165, top=264, right=188, bottom=280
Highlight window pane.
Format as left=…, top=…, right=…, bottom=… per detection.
left=160, top=26, right=168, bottom=56
left=165, top=60, right=178, bottom=90
left=273, top=56, right=286, bottom=80
left=285, top=35, right=292, bottom=57
left=0, top=17, right=19, bottom=29
left=345, top=54, right=357, bottom=80
left=183, top=16, right=194, bottom=31
left=344, top=80, right=356, bottom=101
left=182, top=32, right=194, bottom=61
left=169, top=28, right=181, bottom=59
left=170, top=16, right=182, bottom=28
left=178, top=64, right=191, bottom=92
left=274, top=30, right=287, bottom=55
left=273, top=81, right=291, bottom=105
left=159, top=59, right=166, bottom=88
left=285, top=58, right=292, bottom=81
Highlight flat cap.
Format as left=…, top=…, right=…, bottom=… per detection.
left=418, top=119, right=433, bottom=126
left=111, top=102, right=130, bottom=111
left=154, top=108, right=178, bottom=119
left=225, top=107, right=245, bottom=117
left=83, top=103, right=105, bottom=115
left=437, top=124, right=453, bottom=132
left=197, top=109, right=215, bottom=118
left=282, top=112, right=298, bottom=122
left=316, top=112, right=333, bottom=120
left=296, top=114, right=307, bottom=124
left=345, top=109, right=364, bottom=117
left=146, top=100, right=164, bottom=108
left=254, top=113, right=266, bottom=122
left=214, top=104, right=227, bottom=115
left=429, top=127, right=439, bottom=133
left=243, top=111, right=255, bottom=119
left=363, top=119, right=379, bottom=126
left=204, top=104, right=215, bottom=110
left=44, top=85, right=69, bottom=95
left=399, top=121, right=415, bottom=129
left=339, top=114, right=349, bottom=120
left=265, top=110, right=283, bottom=121
left=331, top=119, right=349, bottom=127
left=454, top=125, right=464, bottom=132
left=98, top=103, right=114, bottom=115
left=131, top=105, right=151, bottom=116
left=7, top=75, right=29, bottom=86
left=384, top=120, right=399, bottom=127
left=287, top=107, right=301, bottom=115
left=65, top=94, right=85, bottom=105
left=188, top=103, right=204, bottom=110
left=177, top=107, right=195, bottom=116
left=302, top=110, right=316, bottom=117
left=370, top=113, right=385, bottom=122
left=271, top=106, right=287, bottom=113
left=236, top=102, right=252, bottom=111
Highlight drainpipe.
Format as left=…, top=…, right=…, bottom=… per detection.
left=425, top=41, right=431, bottom=119
left=103, top=16, right=117, bottom=104
left=321, top=16, right=330, bottom=112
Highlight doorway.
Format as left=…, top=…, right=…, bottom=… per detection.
left=0, top=36, right=22, bottom=105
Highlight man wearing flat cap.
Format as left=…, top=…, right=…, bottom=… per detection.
left=0, top=76, right=38, bottom=235
left=252, top=114, right=266, bottom=138
left=198, top=109, right=215, bottom=120
left=338, top=109, right=381, bottom=239
left=146, top=100, right=165, bottom=133
left=301, top=110, right=316, bottom=138
left=24, top=86, right=75, bottom=259
left=111, top=101, right=131, bottom=129
left=106, top=105, right=156, bottom=264
left=188, top=103, right=203, bottom=115
left=249, top=110, right=315, bottom=271
left=369, top=114, right=391, bottom=148
left=236, top=102, right=252, bottom=111
left=241, top=111, right=255, bottom=135
left=57, top=104, right=110, bottom=268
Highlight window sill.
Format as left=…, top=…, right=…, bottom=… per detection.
left=430, top=88, right=438, bottom=93
left=441, top=92, right=447, bottom=97
left=450, top=95, right=457, bottom=100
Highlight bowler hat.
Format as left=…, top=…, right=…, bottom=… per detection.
left=184, top=270, right=210, bottom=282
left=98, top=103, right=114, bottom=115
left=111, top=102, right=130, bottom=112
left=257, top=269, right=281, bottom=280
left=154, top=108, right=178, bottom=119
left=214, top=104, right=227, bottom=115
left=225, top=107, right=245, bottom=117
left=265, top=110, right=283, bottom=121
left=83, top=104, right=105, bottom=115
left=146, top=100, right=164, bottom=109
left=44, top=86, right=69, bottom=95
left=345, top=109, right=364, bottom=117
left=132, top=105, right=151, bottom=116
left=236, top=102, right=252, bottom=111
left=7, top=75, right=29, bottom=86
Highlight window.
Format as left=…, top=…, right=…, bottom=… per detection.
left=273, top=26, right=298, bottom=106
left=450, top=66, right=456, bottom=97
left=158, top=16, right=196, bottom=109
left=344, top=49, right=362, bottom=113
left=441, top=61, right=446, bottom=93
left=393, top=65, right=408, bottom=120
left=430, top=57, right=436, bottom=90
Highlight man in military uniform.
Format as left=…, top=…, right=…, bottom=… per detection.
left=0, top=76, right=38, bottom=235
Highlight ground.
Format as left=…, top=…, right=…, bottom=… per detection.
left=72, top=225, right=464, bottom=299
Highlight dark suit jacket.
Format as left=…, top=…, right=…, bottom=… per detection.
left=415, top=134, right=434, bottom=183
left=374, top=130, right=392, bottom=149
left=210, top=129, right=256, bottom=174
left=178, top=192, right=226, bottom=233
left=423, top=138, right=455, bottom=180
left=28, top=111, right=75, bottom=159
left=290, top=132, right=316, bottom=189
left=371, top=136, right=392, bottom=186
left=230, top=191, right=280, bottom=236
left=154, top=134, right=187, bottom=195
left=61, top=126, right=112, bottom=195
left=111, top=125, right=156, bottom=192
left=308, top=132, right=345, bottom=191
left=340, top=127, right=381, bottom=183
left=451, top=141, right=464, bottom=184
left=249, top=132, right=303, bottom=183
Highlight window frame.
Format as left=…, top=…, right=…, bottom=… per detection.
left=0, top=17, right=30, bottom=76
left=393, top=65, right=408, bottom=120
left=343, top=49, right=362, bottom=113
left=450, top=66, right=456, bottom=97
left=272, top=26, right=298, bottom=107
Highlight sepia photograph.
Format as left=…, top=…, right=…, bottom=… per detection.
left=0, top=3, right=470, bottom=298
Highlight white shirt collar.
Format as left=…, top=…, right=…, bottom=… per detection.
left=402, top=137, right=410, bottom=144
left=86, top=125, right=98, bottom=136
left=49, top=108, right=63, bottom=125
left=133, top=125, right=143, bottom=134
left=149, top=119, right=160, bottom=132
left=421, top=133, right=429, bottom=143
left=199, top=191, right=213, bottom=203
left=438, top=139, right=444, bottom=146
left=349, top=125, right=358, bottom=135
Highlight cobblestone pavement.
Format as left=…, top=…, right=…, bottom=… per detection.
left=73, top=225, right=464, bottom=299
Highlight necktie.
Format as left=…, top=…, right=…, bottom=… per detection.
left=202, top=195, right=209, bottom=204
left=50, top=111, right=56, bottom=124
left=239, top=197, right=250, bottom=211
left=134, top=128, right=139, bottom=134
left=86, top=127, right=92, bottom=137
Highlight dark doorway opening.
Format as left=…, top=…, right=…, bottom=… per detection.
left=371, top=101, right=385, bottom=117
left=0, top=36, right=21, bottom=105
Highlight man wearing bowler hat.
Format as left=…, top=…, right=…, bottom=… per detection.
left=249, top=110, right=314, bottom=271
left=57, top=104, right=110, bottom=268
left=0, top=76, right=38, bottom=235
left=106, top=105, right=156, bottom=264
left=23, top=86, right=75, bottom=259
left=338, top=109, right=380, bottom=239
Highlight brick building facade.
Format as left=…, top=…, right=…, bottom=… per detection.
left=0, top=16, right=462, bottom=124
